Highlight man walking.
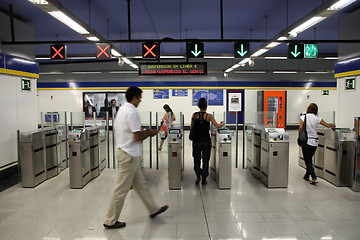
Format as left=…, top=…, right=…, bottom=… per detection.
left=103, top=86, right=168, bottom=229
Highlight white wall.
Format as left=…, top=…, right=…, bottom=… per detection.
left=336, top=76, right=360, bottom=128
left=37, top=87, right=337, bottom=126
left=0, top=75, right=37, bottom=168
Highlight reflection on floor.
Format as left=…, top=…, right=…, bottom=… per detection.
left=1, top=130, right=360, bottom=240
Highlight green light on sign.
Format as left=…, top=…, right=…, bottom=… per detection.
left=304, top=44, right=318, bottom=58
left=321, top=90, right=329, bottom=95
left=346, top=77, right=356, bottom=90
left=22, top=79, right=31, bottom=91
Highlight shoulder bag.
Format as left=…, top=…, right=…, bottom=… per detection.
left=297, top=114, right=308, bottom=147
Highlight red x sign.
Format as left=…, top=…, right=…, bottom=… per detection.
left=50, top=44, right=66, bottom=60
left=142, top=42, right=159, bottom=59
left=96, top=43, right=111, bottom=59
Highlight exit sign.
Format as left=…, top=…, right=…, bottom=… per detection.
left=22, top=79, right=31, bottom=91
left=321, top=90, right=329, bottom=95
left=304, top=44, right=318, bottom=58
left=346, top=77, right=356, bottom=90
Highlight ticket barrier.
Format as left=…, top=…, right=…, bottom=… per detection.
left=324, top=128, right=356, bottom=187
left=87, top=127, right=100, bottom=179
left=352, top=117, right=360, bottom=191
left=56, top=125, right=68, bottom=171
left=210, top=128, right=232, bottom=189
left=19, top=130, right=46, bottom=187
left=99, top=129, right=107, bottom=171
left=69, top=129, right=91, bottom=189
left=252, top=127, right=262, bottom=179
left=246, top=126, right=253, bottom=171
left=314, top=127, right=326, bottom=178
left=260, top=128, right=289, bottom=188
left=43, top=127, right=60, bottom=179
left=168, top=127, right=183, bottom=190
left=298, top=148, right=306, bottom=169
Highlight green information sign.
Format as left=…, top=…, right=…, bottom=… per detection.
left=21, top=79, right=31, bottom=91
left=321, top=90, right=329, bottom=95
left=346, top=77, right=356, bottom=90
left=304, top=44, right=318, bottom=58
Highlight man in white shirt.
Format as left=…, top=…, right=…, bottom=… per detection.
left=103, top=86, right=168, bottom=229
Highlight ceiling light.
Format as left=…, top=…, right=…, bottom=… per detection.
left=205, top=56, right=234, bottom=59
left=273, top=71, right=297, bottom=74
left=251, top=49, right=269, bottom=57
left=36, top=57, right=50, bottom=60
left=225, top=68, right=233, bottom=73
left=324, top=57, right=338, bottom=60
left=86, top=36, right=100, bottom=41
left=111, top=49, right=122, bottom=57
left=232, top=64, right=241, bottom=68
left=122, top=58, right=132, bottom=65
left=224, top=72, right=228, bottom=77
left=72, top=71, right=102, bottom=74
left=328, top=0, right=357, bottom=10
left=305, top=71, right=329, bottom=74
left=48, top=11, right=89, bottom=34
left=266, top=42, right=281, bottom=48
left=235, top=71, right=266, bottom=74
left=277, top=37, right=288, bottom=41
left=109, top=71, right=138, bottom=74
left=130, top=64, right=138, bottom=69
left=239, top=58, right=250, bottom=65
left=39, top=72, right=64, bottom=75
left=27, top=0, right=48, bottom=4
left=288, top=16, right=326, bottom=37
left=264, top=56, right=287, bottom=60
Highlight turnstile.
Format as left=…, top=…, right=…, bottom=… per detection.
left=56, top=125, right=68, bottom=170
left=99, top=129, right=107, bottom=171
left=211, top=128, right=232, bottom=189
left=19, top=130, right=46, bottom=187
left=260, top=128, right=289, bottom=188
left=168, top=127, right=183, bottom=190
left=314, top=127, right=326, bottom=178
left=246, top=126, right=253, bottom=171
left=69, top=129, right=91, bottom=189
left=324, top=128, right=356, bottom=187
left=353, top=117, right=360, bottom=191
left=43, top=127, right=60, bottom=179
left=298, top=147, right=306, bottom=169
left=87, top=127, right=100, bottom=179
left=252, top=127, right=262, bottom=179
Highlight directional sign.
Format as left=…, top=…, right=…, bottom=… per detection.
left=50, top=44, right=67, bottom=60
left=304, top=44, right=318, bottom=58
left=346, top=77, right=356, bottom=91
left=96, top=43, right=111, bottom=59
left=187, top=42, right=204, bottom=58
left=142, top=42, right=159, bottom=60
left=234, top=42, right=250, bottom=58
left=21, top=78, right=31, bottom=91
left=287, top=43, right=304, bottom=59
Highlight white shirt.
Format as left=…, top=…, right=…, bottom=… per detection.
left=300, top=113, right=322, bottom=147
left=114, top=102, right=141, bottom=157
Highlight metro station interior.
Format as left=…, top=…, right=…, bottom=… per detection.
left=1, top=0, right=360, bottom=239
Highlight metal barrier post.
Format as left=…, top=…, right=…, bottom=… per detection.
left=242, top=111, right=245, bottom=169
left=65, top=111, right=69, bottom=165
left=106, top=112, right=110, bottom=168
left=112, top=116, right=115, bottom=169
left=156, top=112, right=159, bottom=170
left=150, top=111, right=152, bottom=169
left=235, top=111, right=239, bottom=168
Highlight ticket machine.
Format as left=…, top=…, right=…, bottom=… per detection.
left=168, top=127, right=183, bottom=190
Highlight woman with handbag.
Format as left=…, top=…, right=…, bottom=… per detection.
left=299, top=103, right=335, bottom=185
left=158, top=104, right=176, bottom=151
left=191, top=98, right=225, bottom=185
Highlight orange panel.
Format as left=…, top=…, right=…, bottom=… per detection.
left=263, top=91, right=286, bottom=128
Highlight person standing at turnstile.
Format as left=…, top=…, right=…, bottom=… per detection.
left=190, top=97, right=225, bottom=185
left=299, top=103, right=335, bottom=185
left=158, top=104, right=176, bottom=151
left=103, top=86, right=168, bottom=229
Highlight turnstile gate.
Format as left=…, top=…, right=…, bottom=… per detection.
left=252, top=127, right=262, bottom=179
left=168, top=127, right=182, bottom=190
left=56, top=125, right=68, bottom=170
left=246, top=126, right=253, bottom=171
left=87, top=127, right=100, bottom=179
left=43, top=127, right=60, bottom=179
left=19, top=130, right=46, bottom=187
left=260, top=128, right=289, bottom=188
left=69, top=129, right=91, bottom=189
left=353, top=117, right=360, bottom=191
left=314, top=127, right=326, bottom=178
left=210, top=128, right=232, bottom=189
left=99, top=129, right=107, bottom=171
left=324, top=128, right=356, bottom=187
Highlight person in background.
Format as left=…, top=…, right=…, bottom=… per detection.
left=85, top=100, right=96, bottom=118
left=99, top=99, right=110, bottom=119
left=158, top=104, right=176, bottom=151
left=299, top=103, right=335, bottom=185
left=103, top=86, right=168, bottom=229
left=109, top=99, right=120, bottom=118
left=191, top=98, right=225, bottom=185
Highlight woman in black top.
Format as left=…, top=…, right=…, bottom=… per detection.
left=191, top=98, right=225, bottom=185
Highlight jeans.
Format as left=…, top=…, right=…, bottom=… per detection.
left=302, top=144, right=317, bottom=180
left=192, top=141, right=211, bottom=180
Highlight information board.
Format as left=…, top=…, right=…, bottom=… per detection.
left=192, top=89, right=208, bottom=106
left=153, top=89, right=169, bottom=99
left=208, top=89, right=223, bottom=106
left=139, top=62, right=207, bottom=75
left=172, top=89, right=188, bottom=96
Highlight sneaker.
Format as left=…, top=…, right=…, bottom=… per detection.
left=150, top=205, right=169, bottom=219
left=103, top=221, right=126, bottom=229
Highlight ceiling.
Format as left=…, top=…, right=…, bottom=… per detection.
left=1, top=0, right=360, bottom=76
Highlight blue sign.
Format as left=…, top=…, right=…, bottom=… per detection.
left=172, top=89, right=188, bottom=96
left=192, top=89, right=208, bottom=106
left=153, top=89, right=169, bottom=99
left=45, top=113, right=59, bottom=122
left=208, top=89, right=223, bottom=106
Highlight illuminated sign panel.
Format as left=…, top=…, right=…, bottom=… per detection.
left=142, top=42, right=159, bottom=59
left=234, top=42, right=250, bottom=58
left=288, top=43, right=304, bottom=59
left=304, top=44, right=318, bottom=58
left=187, top=42, right=204, bottom=58
left=139, top=62, right=207, bottom=75
left=96, top=43, right=111, bottom=59
left=50, top=44, right=67, bottom=60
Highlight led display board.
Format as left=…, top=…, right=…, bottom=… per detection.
left=139, top=62, right=207, bottom=75
left=234, top=42, right=250, bottom=58
left=50, top=44, right=67, bottom=60
left=288, top=43, right=304, bottom=59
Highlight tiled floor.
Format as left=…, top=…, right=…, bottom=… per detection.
left=1, top=130, right=360, bottom=240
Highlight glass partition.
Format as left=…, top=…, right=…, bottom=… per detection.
left=318, top=111, right=335, bottom=124
left=40, top=111, right=67, bottom=128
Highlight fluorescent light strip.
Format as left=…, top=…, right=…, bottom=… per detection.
left=264, top=56, right=287, bottom=59
left=251, top=48, right=269, bottom=57
left=72, top=71, right=102, bottom=74
left=266, top=42, right=281, bottom=48
left=239, top=58, right=250, bottom=64
left=39, top=72, right=64, bottom=75
left=111, top=49, right=122, bottom=57
left=324, top=57, right=338, bottom=60
left=87, top=36, right=100, bottom=41
left=48, top=11, right=89, bottom=34
left=28, top=0, right=49, bottom=4
left=225, top=68, right=234, bottom=73
left=328, top=0, right=357, bottom=10
left=277, top=36, right=288, bottom=41
left=205, top=56, right=234, bottom=59
left=109, top=71, right=138, bottom=74
left=273, top=71, right=297, bottom=74
left=305, top=71, right=329, bottom=74
left=235, top=71, right=266, bottom=74
left=288, top=16, right=326, bottom=36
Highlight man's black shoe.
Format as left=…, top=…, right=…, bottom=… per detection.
left=150, top=205, right=169, bottom=219
left=103, top=221, right=126, bottom=229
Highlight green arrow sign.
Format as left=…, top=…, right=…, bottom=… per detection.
left=291, top=45, right=301, bottom=58
left=191, top=44, right=202, bottom=57
left=234, top=42, right=250, bottom=58
left=237, top=44, right=248, bottom=57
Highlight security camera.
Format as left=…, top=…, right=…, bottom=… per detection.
left=249, top=58, right=255, bottom=67
left=118, top=58, right=124, bottom=67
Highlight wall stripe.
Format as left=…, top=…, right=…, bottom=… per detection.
left=334, top=70, right=360, bottom=78
left=335, top=57, right=360, bottom=78
left=0, top=54, right=39, bottom=78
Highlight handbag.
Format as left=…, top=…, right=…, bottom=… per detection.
left=297, top=114, right=308, bottom=147
left=159, top=122, right=168, bottom=140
